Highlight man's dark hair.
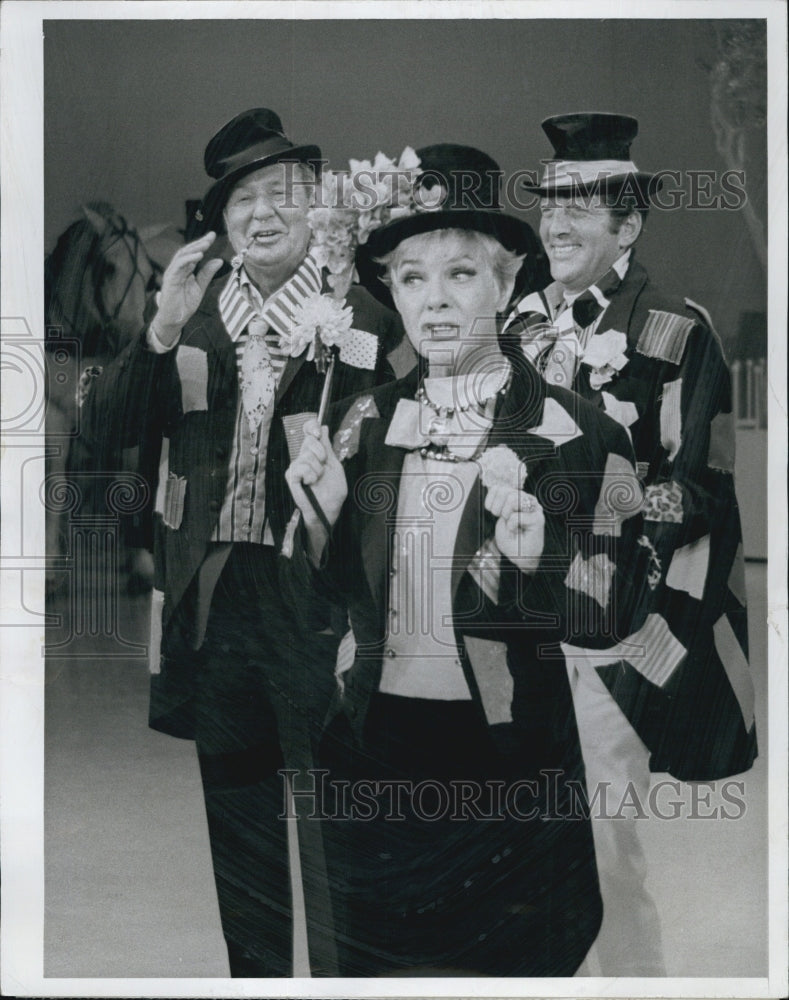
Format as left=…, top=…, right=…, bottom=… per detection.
left=606, top=197, right=649, bottom=233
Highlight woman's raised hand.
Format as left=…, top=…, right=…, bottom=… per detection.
left=286, top=419, right=348, bottom=541
left=484, top=484, right=545, bottom=573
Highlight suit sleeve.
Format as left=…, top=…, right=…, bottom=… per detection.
left=67, top=327, right=175, bottom=488
left=499, top=410, right=647, bottom=650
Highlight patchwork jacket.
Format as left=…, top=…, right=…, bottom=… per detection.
left=508, top=257, right=757, bottom=780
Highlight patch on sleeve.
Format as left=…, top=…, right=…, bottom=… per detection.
left=636, top=310, right=694, bottom=364
left=659, top=378, right=683, bottom=462
left=713, top=613, right=755, bottom=729
left=564, top=551, right=615, bottom=610
left=708, top=410, right=736, bottom=472
left=665, top=535, right=710, bottom=600
left=527, top=395, right=583, bottom=447
left=175, top=344, right=209, bottom=413
left=332, top=394, right=379, bottom=461
left=601, top=390, right=640, bottom=429
left=162, top=472, right=187, bottom=530
left=728, top=543, right=747, bottom=607
left=466, top=536, right=502, bottom=605
left=642, top=481, right=684, bottom=523
left=593, top=451, right=644, bottom=536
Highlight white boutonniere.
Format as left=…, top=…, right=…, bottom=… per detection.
left=582, top=329, right=629, bottom=390
left=477, top=445, right=527, bottom=492
left=287, top=292, right=355, bottom=366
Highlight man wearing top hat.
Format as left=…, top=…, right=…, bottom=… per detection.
left=78, top=108, right=405, bottom=977
left=505, top=112, right=757, bottom=974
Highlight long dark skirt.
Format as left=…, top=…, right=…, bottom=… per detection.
left=317, top=692, right=602, bottom=977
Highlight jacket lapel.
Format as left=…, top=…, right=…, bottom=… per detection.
left=594, top=257, right=649, bottom=350
left=449, top=359, right=547, bottom=602
left=358, top=417, right=407, bottom=608
left=275, top=350, right=308, bottom=404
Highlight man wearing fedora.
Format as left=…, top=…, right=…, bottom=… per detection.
left=505, top=112, right=757, bottom=975
left=79, top=108, right=405, bottom=976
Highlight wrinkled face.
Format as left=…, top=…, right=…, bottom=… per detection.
left=223, top=162, right=313, bottom=280
left=539, top=195, right=633, bottom=293
left=388, top=230, right=510, bottom=372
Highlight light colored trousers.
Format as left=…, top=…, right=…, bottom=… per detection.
left=566, top=653, right=667, bottom=977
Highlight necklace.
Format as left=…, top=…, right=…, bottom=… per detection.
left=414, top=368, right=512, bottom=462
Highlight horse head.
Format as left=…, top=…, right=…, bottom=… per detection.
left=45, top=202, right=172, bottom=359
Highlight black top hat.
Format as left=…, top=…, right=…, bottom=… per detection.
left=196, top=108, right=322, bottom=233
left=523, top=112, right=660, bottom=204
left=364, top=144, right=537, bottom=257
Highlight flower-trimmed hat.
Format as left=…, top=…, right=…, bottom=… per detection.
left=523, top=112, right=661, bottom=207
left=364, top=143, right=539, bottom=257
left=195, top=108, right=322, bottom=233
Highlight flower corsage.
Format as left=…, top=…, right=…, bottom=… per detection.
left=477, top=445, right=527, bottom=493
left=582, top=329, right=629, bottom=390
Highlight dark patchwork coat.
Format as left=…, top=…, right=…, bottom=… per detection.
left=74, top=273, right=404, bottom=737
left=285, top=359, right=650, bottom=766
left=509, top=256, right=757, bottom=780
left=282, top=359, right=651, bottom=970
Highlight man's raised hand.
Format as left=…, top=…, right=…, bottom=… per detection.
left=152, top=232, right=225, bottom=347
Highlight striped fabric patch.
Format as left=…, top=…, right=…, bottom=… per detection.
left=564, top=613, right=687, bottom=689
left=659, top=378, right=683, bottom=462
left=282, top=411, right=318, bottom=463
left=636, top=309, right=694, bottom=364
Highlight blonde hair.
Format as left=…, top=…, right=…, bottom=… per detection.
left=376, top=228, right=524, bottom=293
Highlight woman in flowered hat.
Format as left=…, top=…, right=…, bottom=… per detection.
left=285, top=144, right=645, bottom=976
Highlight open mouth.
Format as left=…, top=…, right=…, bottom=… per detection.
left=549, top=245, right=580, bottom=260
left=424, top=323, right=460, bottom=340
left=248, top=230, right=284, bottom=244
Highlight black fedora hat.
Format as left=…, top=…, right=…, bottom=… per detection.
left=364, top=143, right=537, bottom=257
left=196, top=108, right=322, bottom=233
left=523, top=112, right=661, bottom=206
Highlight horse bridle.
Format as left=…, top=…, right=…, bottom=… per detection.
left=47, top=211, right=163, bottom=349
left=92, top=213, right=162, bottom=328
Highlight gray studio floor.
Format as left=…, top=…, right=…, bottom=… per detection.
left=44, top=561, right=769, bottom=980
